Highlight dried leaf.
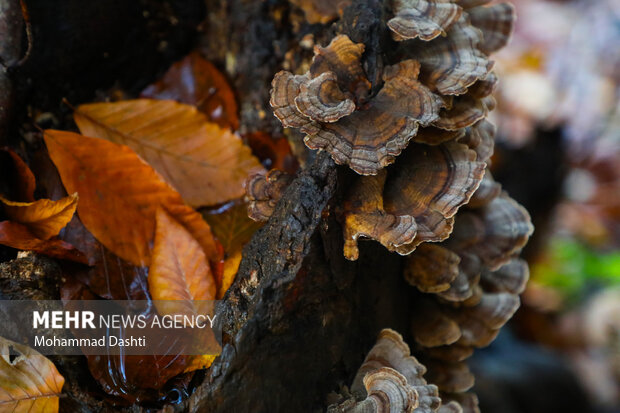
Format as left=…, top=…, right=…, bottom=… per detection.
left=44, top=130, right=221, bottom=269
left=203, top=202, right=263, bottom=256
left=219, top=250, right=242, bottom=299
left=0, top=148, right=36, bottom=202
left=0, top=337, right=65, bottom=413
left=0, top=221, right=88, bottom=264
left=73, top=99, right=264, bottom=207
left=141, top=52, right=239, bottom=131
left=149, top=209, right=219, bottom=374
left=203, top=202, right=262, bottom=297
left=0, top=193, right=78, bottom=240
left=149, top=208, right=216, bottom=302
left=244, top=132, right=299, bottom=174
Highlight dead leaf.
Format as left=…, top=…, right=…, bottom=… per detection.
left=219, top=250, right=242, bottom=299
left=0, top=221, right=88, bottom=264
left=0, top=336, right=65, bottom=413
left=141, top=52, right=239, bottom=131
left=203, top=201, right=263, bottom=297
left=203, top=201, right=263, bottom=256
left=44, top=130, right=221, bottom=269
left=73, top=99, right=264, bottom=207
left=0, top=147, right=36, bottom=202
left=149, top=208, right=216, bottom=302
left=244, top=132, right=300, bottom=174
left=0, top=193, right=78, bottom=240
left=149, top=208, right=219, bottom=374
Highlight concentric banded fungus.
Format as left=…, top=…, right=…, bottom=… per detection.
left=404, top=244, right=461, bottom=293
left=458, top=120, right=495, bottom=164
left=383, top=141, right=485, bottom=254
left=271, top=35, right=444, bottom=175
left=406, top=16, right=493, bottom=95
left=328, top=329, right=466, bottom=413
left=467, top=3, right=515, bottom=55
left=245, top=169, right=293, bottom=222
left=342, top=141, right=484, bottom=259
left=388, top=0, right=463, bottom=41
left=447, top=193, right=534, bottom=271
left=480, top=258, right=529, bottom=295
left=342, top=171, right=417, bottom=261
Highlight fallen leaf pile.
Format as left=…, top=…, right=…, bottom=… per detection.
left=0, top=56, right=271, bottom=407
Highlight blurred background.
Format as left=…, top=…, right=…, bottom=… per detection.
left=471, top=0, right=620, bottom=411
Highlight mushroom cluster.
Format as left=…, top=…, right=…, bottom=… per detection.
left=327, top=329, right=462, bottom=413
left=251, top=2, right=530, bottom=411
left=267, top=0, right=517, bottom=260
left=406, top=177, right=533, bottom=408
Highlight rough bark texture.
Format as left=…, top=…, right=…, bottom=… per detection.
left=0, top=0, right=414, bottom=412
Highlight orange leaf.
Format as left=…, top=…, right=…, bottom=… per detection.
left=219, top=250, right=242, bottom=299
left=73, top=99, right=264, bottom=207
left=0, top=221, right=88, bottom=264
left=141, top=52, right=239, bottom=131
left=0, top=193, right=78, bottom=240
left=43, top=130, right=221, bottom=268
left=203, top=201, right=262, bottom=296
left=149, top=208, right=216, bottom=301
left=203, top=201, right=263, bottom=255
left=0, top=337, right=65, bottom=413
left=0, top=147, right=36, bottom=202
left=149, top=209, right=219, bottom=374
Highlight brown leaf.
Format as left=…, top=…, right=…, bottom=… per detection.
left=44, top=130, right=222, bottom=269
left=203, top=201, right=263, bottom=256
left=72, top=99, right=264, bottom=207
left=0, top=337, right=65, bottom=413
left=141, top=52, right=239, bottom=131
left=204, top=201, right=263, bottom=297
left=149, top=208, right=216, bottom=302
left=0, top=221, right=88, bottom=264
left=244, top=132, right=300, bottom=174
left=0, top=147, right=36, bottom=202
left=0, top=193, right=78, bottom=240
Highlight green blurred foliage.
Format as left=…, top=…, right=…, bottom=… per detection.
left=532, top=237, right=620, bottom=304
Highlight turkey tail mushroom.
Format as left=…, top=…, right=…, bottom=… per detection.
left=388, top=0, right=463, bottom=41
left=246, top=169, right=293, bottom=222
left=328, top=329, right=472, bottom=413
left=342, top=141, right=484, bottom=259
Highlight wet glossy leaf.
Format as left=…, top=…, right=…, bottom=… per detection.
left=73, top=99, right=263, bottom=207
left=141, top=52, right=239, bottom=131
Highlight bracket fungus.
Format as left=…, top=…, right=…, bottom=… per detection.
left=245, top=169, right=293, bottom=222
left=328, top=329, right=470, bottom=413
left=342, top=141, right=485, bottom=260
left=388, top=0, right=463, bottom=42
left=271, top=36, right=444, bottom=175
left=261, top=3, right=525, bottom=410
